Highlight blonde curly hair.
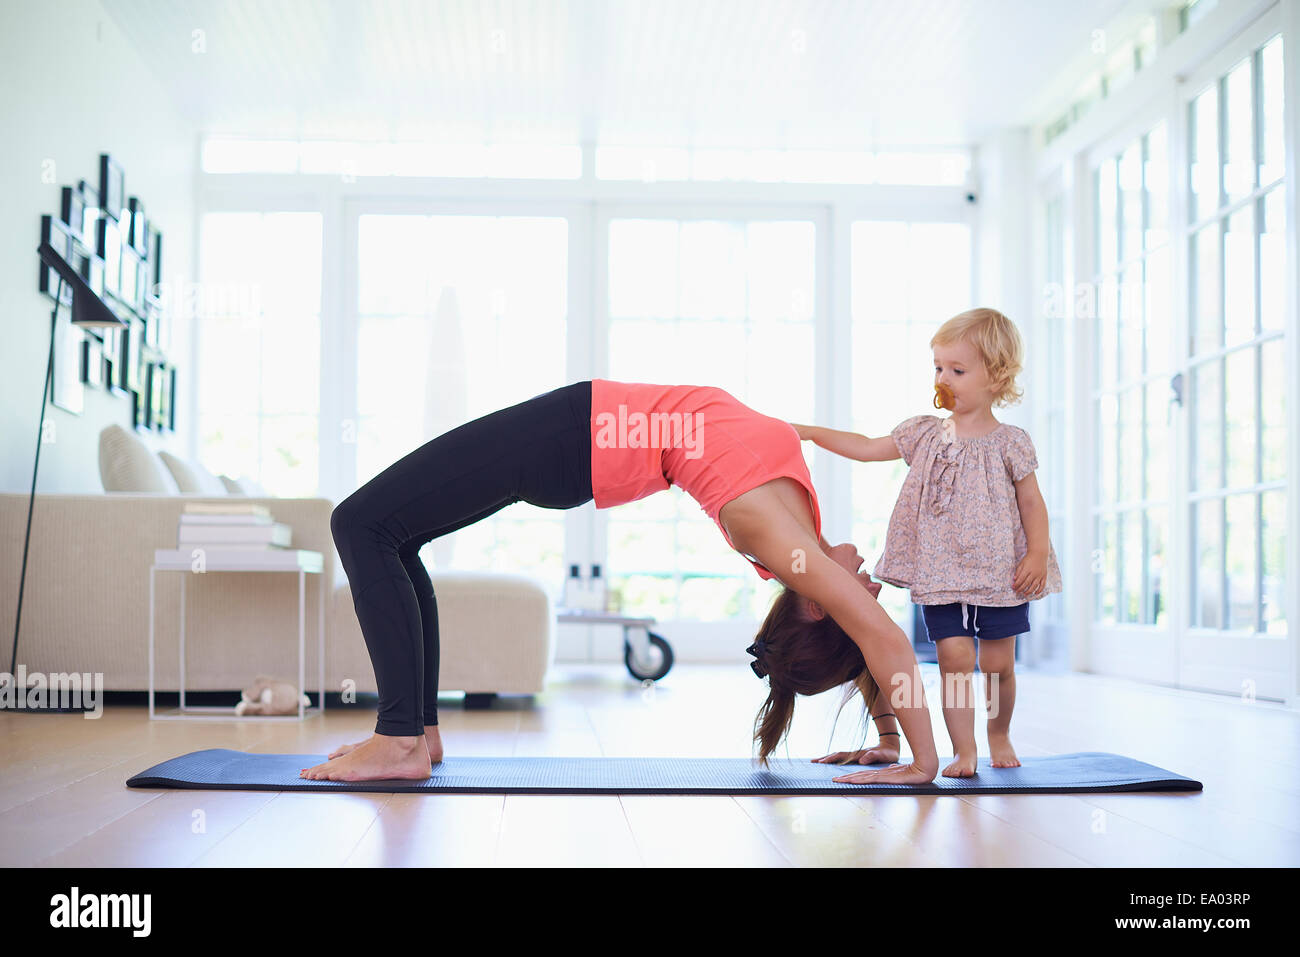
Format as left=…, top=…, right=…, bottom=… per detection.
left=930, top=307, right=1024, bottom=407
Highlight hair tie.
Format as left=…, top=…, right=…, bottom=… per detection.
left=745, top=638, right=769, bottom=678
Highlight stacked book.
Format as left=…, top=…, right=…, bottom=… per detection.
left=154, top=502, right=318, bottom=570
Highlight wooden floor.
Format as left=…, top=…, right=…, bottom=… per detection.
left=2, top=662, right=1297, bottom=867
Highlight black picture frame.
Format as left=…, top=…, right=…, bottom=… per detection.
left=151, top=229, right=163, bottom=288
left=51, top=315, right=84, bottom=414
left=39, top=215, right=74, bottom=307
left=74, top=232, right=106, bottom=299
left=158, top=299, right=171, bottom=353
left=96, top=215, right=121, bottom=298
left=68, top=240, right=94, bottom=304
left=99, top=153, right=125, bottom=222
left=165, top=365, right=176, bottom=432
left=120, top=244, right=140, bottom=313
left=150, top=362, right=166, bottom=431
left=60, top=186, right=85, bottom=242
left=124, top=316, right=143, bottom=393
left=78, top=180, right=100, bottom=242
left=81, top=332, right=103, bottom=388
left=144, top=298, right=161, bottom=348
left=131, top=388, right=145, bottom=432
left=155, top=364, right=168, bottom=431
left=137, top=257, right=151, bottom=315
left=141, top=365, right=152, bottom=429
left=127, top=196, right=148, bottom=254
left=100, top=326, right=120, bottom=394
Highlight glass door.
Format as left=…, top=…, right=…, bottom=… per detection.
left=847, top=219, right=973, bottom=653
left=1087, top=17, right=1289, bottom=698
left=1088, top=120, right=1175, bottom=683
left=593, top=204, right=826, bottom=636
left=197, top=211, right=324, bottom=497
left=1179, top=29, right=1288, bottom=696
left=342, top=202, right=579, bottom=603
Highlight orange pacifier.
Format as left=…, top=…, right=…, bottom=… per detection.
left=933, top=382, right=955, bottom=411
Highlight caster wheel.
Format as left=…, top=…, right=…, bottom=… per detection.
left=624, top=632, right=674, bottom=682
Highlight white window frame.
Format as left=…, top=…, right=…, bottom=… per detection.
left=194, top=159, right=979, bottom=660
left=1032, top=167, right=1071, bottom=669
left=1047, top=1, right=1296, bottom=701
left=1171, top=4, right=1293, bottom=698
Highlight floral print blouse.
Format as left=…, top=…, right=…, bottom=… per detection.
left=872, top=414, right=1063, bottom=606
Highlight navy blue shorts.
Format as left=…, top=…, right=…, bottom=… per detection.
left=920, top=602, right=1029, bottom=642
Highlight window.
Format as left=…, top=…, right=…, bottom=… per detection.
left=1186, top=36, right=1287, bottom=635
left=197, top=212, right=323, bottom=496
left=595, top=147, right=971, bottom=186
left=848, top=220, right=972, bottom=629
left=353, top=213, right=570, bottom=586
left=1092, top=120, right=1171, bottom=628
left=1042, top=17, right=1161, bottom=147
left=1180, top=0, right=1219, bottom=34
left=1041, top=194, right=1068, bottom=633
left=202, top=138, right=582, bottom=179
left=604, top=218, right=817, bottom=620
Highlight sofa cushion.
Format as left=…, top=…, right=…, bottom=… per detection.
left=98, top=424, right=180, bottom=493
left=158, top=449, right=227, bottom=494
left=218, top=474, right=270, bottom=495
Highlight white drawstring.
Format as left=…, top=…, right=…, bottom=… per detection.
left=960, top=602, right=979, bottom=633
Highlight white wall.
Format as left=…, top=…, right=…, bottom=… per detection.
left=0, top=0, right=199, bottom=494
left=973, top=126, right=1035, bottom=433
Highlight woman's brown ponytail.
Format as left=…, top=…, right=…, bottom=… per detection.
left=750, top=586, right=881, bottom=767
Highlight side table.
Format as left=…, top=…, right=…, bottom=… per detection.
left=149, top=548, right=325, bottom=720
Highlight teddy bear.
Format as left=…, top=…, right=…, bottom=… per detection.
left=234, top=674, right=311, bottom=716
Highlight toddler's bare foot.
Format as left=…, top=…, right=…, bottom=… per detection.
left=329, top=725, right=444, bottom=763
left=300, top=733, right=430, bottom=781
left=988, top=732, right=1020, bottom=768
left=942, top=752, right=978, bottom=777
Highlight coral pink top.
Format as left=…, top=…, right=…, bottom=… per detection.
left=589, top=379, right=821, bottom=581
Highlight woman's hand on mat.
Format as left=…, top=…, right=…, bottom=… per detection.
left=811, top=746, right=898, bottom=766
left=829, top=762, right=937, bottom=786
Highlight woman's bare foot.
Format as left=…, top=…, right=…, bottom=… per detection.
left=425, top=725, right=443, bottom=763
left=942, top=751, right=978, bottom=777
left=300, top=733, right=430, bottom=781
left=329, top=725, right=444, bottom=763
left=988, top=731, right=1020, bottom=767
left=327, top=736, right=372, bottom=760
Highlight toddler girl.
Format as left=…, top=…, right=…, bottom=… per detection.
left=795, top=307, right=1061, bottom=778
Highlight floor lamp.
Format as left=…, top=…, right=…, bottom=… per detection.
left=6, top=241, right=126, bottom=708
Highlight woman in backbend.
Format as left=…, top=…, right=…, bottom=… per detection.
left=303, top=380, right=938, bottom=785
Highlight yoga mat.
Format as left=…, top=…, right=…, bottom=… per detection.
left=127, top=749, right=1202, bottom=795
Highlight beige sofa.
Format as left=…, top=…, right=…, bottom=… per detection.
left=0, top=428, right=556, bottom=702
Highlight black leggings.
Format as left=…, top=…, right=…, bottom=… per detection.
left=329, top=380, right=593, bottom=736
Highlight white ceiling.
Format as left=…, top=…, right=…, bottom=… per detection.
left=100, top=0, right=1137, bottom=149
